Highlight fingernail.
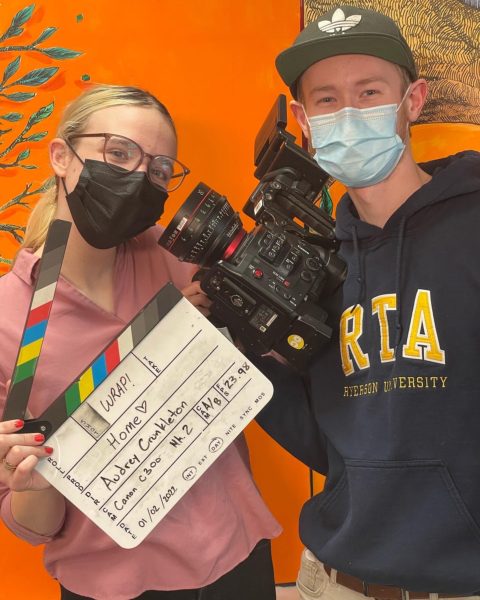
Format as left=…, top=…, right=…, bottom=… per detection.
left=14, top=420, right=24, bottom=429
left=45, top=446, right=54, bottom=455
left=34, top=434, right=45, bottom=442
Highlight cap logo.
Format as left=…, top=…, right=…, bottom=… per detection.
left=317, top=8, right=362, bottom=35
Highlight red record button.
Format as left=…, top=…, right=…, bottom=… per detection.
left=253, top=268, right=263, bottom=279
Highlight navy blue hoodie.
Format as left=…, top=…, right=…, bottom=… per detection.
left=257, top=151, right=480, bottom=594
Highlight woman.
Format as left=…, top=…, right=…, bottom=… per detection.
left=0, top=84, right=280, bottom=600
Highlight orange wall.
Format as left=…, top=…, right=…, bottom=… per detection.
left=0, top=1, right=310, bottom=597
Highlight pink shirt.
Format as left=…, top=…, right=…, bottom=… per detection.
left=0, top=226, right=281, bottom=600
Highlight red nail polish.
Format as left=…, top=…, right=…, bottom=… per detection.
left=34, top=434, right=45, bottom=442
left=45, top=447, right=54, bottom=455
left=14, top=420, right=24, bottom=429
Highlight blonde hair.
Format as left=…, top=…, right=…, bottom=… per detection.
left=21, top=84, right=176, bottom=252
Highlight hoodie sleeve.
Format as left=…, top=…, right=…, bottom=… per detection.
left=253, top=355, right=328, bottom=474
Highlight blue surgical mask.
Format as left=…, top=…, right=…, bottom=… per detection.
left=306, top=90, right=410, bottom=188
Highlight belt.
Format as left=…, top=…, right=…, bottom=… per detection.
left=324, top=566, right=467, bottom=600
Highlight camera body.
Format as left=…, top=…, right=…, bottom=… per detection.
left=159, top=95, right=346, bottom=368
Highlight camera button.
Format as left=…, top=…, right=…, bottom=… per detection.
left=230, top=294, right=244, bottom=307
left=253, top=268, right=264, bottom=279
left=301, top=270, right=313, bottom=282
left=306, top=257, right=321, bottom=271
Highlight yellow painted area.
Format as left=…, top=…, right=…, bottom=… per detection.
left=78, top=368, right=94, bottom=401
left=17, top=339, right=42, bottom=365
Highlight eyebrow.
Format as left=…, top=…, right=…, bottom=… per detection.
left=308, top=85, right=337, bottom=95
left=308, top=77, right=389, bottom=95
left=354, top=76, right=389, bottom=86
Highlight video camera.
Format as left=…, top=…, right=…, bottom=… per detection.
left=158, top=95, right=346, bottom=368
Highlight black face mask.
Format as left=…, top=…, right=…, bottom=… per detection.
left=63, top=159, right=168, bottom=249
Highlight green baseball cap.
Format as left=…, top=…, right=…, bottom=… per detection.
left=276, top=5, right=417, bottom=99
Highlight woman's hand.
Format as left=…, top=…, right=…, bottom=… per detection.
left=181, top=280, right=212, bottom=317
left=0, top=418, right=53, bottom=492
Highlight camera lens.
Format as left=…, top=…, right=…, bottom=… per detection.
left=158, top=183, right=246, bottom=267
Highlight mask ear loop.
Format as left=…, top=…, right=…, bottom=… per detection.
left=291, top=102, right=316, bottom=154
left=291, top=101, right=313, bottom=131
left=396, top=84, right=412, bottom=114
left=64, top=139, right=86, bottom=165
left=299, top=102, right=309, bottom=122
left=60, top=139, right=85, bottom=197
left=396, top=84, right=412, bottom=143
left=60, top=177, right=70, bottom=198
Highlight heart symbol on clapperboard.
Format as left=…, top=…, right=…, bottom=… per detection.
left=135, top=400, right=147, bottom=413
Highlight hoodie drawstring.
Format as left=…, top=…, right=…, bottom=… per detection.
left=394, top=217, right=407, bottom=349
left=350, top=225, right=365, bottom=313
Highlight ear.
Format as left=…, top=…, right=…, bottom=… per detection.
left=405, top=79, right=428, bottom=124
left=49, top=138, right=73, bottom=177
left=290, top=100, right=311, bottom=140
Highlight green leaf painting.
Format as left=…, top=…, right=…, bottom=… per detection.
left=0, top=112, right=23, bottom=122
left=0, top=100, right=55, bottom=160
left=1, top=56, right=21, bottom=85
left=41, top=47, right=82, bottom=59
left=24, top=131, right=48, bottom=142
left=0, top=4, right=34, bottom=43
left=0, top=4, right=82, bottom=273
left=0, top=4, right=82, bottom=61
left=1, top=91, right=35, bottom=102
left=17, top=148, right=30, bottom=161
left=26, top=101, right=54, bottom=128
left=6, top=66, right=59, bottom=88
left=31, top=26, right=57, bottom=45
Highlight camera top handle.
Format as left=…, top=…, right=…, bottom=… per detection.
left=245, top=94, right=336, bottom=245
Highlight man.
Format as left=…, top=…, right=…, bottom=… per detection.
left=256, top=5, right=480, bottom=599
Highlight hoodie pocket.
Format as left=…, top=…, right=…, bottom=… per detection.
left=301, top=459, right=480, bottom=593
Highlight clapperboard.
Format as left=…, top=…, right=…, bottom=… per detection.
left=2, top=220, right=273, bottom=548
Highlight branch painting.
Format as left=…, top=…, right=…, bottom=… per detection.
left=0, top=4, right=81, bottom=273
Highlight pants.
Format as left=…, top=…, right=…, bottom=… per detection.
left=60, top=539, right=275, bottom=600
left=296, top=548, right=480, bottom=600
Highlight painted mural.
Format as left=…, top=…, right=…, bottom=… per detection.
left=0, top=4, right=82, bottom=274
left=304, top=0, right=480, bottom=125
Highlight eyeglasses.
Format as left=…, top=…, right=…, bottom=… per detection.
left=68, top=133, right=190, bottom=192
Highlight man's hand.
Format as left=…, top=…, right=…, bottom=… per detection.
left=181, top=281, right=212, bottom=317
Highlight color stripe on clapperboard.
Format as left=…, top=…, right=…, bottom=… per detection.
left=36, top=283, right=183, bottom=438
left=2, top=220, right=72, bottom=422
left=63, top=332, right=130, bottom=415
